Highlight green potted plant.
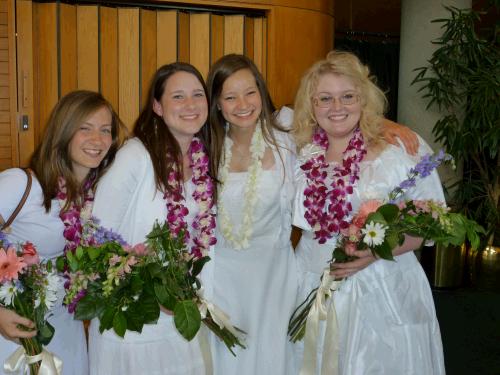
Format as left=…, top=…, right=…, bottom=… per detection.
left=412, top=4, right=499, bottom=287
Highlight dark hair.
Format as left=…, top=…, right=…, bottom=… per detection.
left=206, top=54, right=287, bottom=178
left=134, top=62, right=217, bottom=200
left=30, top=90, right=125, bottom=211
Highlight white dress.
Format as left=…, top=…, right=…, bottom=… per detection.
left=0, top=168, right=88, bottom=375
left=293, top=142, right=446, bottom=374
left=212, top=130, right=299, bottom=375
left=91, top=138, right=213, bottom=375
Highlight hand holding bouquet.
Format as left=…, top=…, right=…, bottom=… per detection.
left=288, top=151, right=484, bottom=342
left=58, top=220, right=245, bottom=354
left=0, top=238, right=61, bottom=374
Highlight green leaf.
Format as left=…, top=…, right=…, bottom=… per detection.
left=154, top=283, right=176, bottom=311
left=75, top=246, right=84, bottom=260
left=36, top=321, right=55, bottom=346
left=173, top=300, right=201, bottom=341
left=74, top=295, right=99, bottom=320
left=140, top=293, right=161, bottom=324
left=99, top=307, right=116, bottom=332
left=374, top=241, right=394, bottom=261
left=55, top=256, right=65, bottom=272
left=365, top=212, right=386, bottom=225
left=113, top=311, right=127, bottom=338
left=377, top=204, right=400, bottom=223
left=87, top=246, right=101, bottom=261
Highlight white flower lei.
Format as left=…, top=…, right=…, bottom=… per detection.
left=218, top=123, right=266, bottom=250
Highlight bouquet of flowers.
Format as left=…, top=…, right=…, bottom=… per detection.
left=0, top=236, right=61, bottom=374
left=288, top=151, right=484, bottom=342
left=57, top=220, right=245, bottom=354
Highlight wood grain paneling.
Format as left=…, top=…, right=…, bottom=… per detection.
left=210, top=14, right=224, bottom=65
left=252, top=17, right=265, bottom=76
left=189, top=13, right=210, bottom=79
left=77, top=5, right=99, bottom=91
left=33, top=2, right=58, bottom=146
left=100, top=6, right=119, bottom=111
left=177, top=12, right=189, bottom=63
left=118, top=8, right=139, bottom=130
left=224, top=15, right=244, bottom=54
left=156, top=10, right=177, bottom=67
left=244, top=16, right=254, bottom=59
left=59, top=3, right=77, bottom=96
left=140, top=9, right=157, bottom=109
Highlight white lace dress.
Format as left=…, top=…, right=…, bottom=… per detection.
left=292, top=142, right=446, bottom=374
left=0, top=168, right=88, bottom=375
left=90, top=138, right=214, bottom=375
left=211, top=131, right=299, bottom=375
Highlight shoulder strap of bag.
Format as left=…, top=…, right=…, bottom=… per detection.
left=0, top=168, right=33, bottom=231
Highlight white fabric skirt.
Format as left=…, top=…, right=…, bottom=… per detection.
left=88, top=312, right=207, bottom=375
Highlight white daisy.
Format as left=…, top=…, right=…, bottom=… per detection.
left=0, top=281, right=19, bottom=306
left=361, top=222, right=387, bottom=247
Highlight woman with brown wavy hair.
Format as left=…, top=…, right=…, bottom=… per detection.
left=90, top=62, right=218, bottom=375
left=0, top=90, right=125, bottom=375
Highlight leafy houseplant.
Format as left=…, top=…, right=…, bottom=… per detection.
left=412, top=4, right=500, bottom=249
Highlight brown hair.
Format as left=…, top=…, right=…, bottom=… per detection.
left=134, top=62, right=217, bottom=200
left=30, top=90, right=126, bottom=211
left=206, top=54, right=287, bottom=179
left=293, top=50, right=387, bottom=150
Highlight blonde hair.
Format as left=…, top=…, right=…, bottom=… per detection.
left=292, top=50, right=387, bottom=150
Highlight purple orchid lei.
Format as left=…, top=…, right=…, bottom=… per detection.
left=164, top=137, right=216, bottom=258
left=301, top=127, right=367, bottom=244
left=56, top=176, right=95, bottom=254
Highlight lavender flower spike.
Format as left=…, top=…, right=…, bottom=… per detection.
left=389, top=150, right=453, bottom=201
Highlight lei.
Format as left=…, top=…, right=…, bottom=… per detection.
left=164, top=137, right=216, bottom=258
left=217, top=123, right=266, bottom=250
left=300, top=127, right=366, bottom=244
left=57, top=176, right=95, bottom=253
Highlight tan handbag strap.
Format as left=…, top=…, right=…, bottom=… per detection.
left=1, top=168, right=33, bottom=231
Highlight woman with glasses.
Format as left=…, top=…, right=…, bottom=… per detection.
left=292, top=50, right=445, bottom=374
left=206, top=53, right=419, bottom=375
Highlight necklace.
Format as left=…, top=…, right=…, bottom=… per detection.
left=300, top=127, right=366, bottom=244
left=164, top=137, right=216, bottom=258
left=57, top=176, right=95, bottom=253
left=218, top=123, right=266, bottom=250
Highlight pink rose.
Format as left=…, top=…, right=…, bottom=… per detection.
left=353, top=200, right=382, bottom=227
left=344, top=241, right=358, bottom=256
left=21, top=242, right=40, bottom=265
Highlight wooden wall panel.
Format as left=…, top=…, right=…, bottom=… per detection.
left=224, top=15, right=244, bottom=54
left=77, top=5, right=98, bottom=90
left=210, top=14, right=224, bottom=65
left=59, top=3, right=77, bottom=96
left=156, top=10, right=177, bottom=67
left=140, top=9, right=157, bottom=109
left=244, top=17, right=254, bottom=60
left=177, top=12, right=189, bottom=63
left=118, top=8, right=139, bottom=130
left=100, top=6, right=118, bottom=111
left=189, top=13, right=210, bottom=79
left=0, top=0, right=9, bottom=169
left=33, top=2, right=58, bottom=145
left=252, top=17, right=266, bottom=77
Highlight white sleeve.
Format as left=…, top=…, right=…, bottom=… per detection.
left=0, top=168, right=29, bottom=220
left=93, top=139, right=148, bottom=230
left=275, top=106, right=294, bottom=130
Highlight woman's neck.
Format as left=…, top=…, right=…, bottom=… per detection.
left=227, top=123, right=257, bottom=150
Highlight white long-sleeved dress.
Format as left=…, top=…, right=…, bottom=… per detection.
left=0, top=168, right=88, bottom=375
left=293, top=142, right=446, bottom=374
left=90, top=138, right=214, bottom=375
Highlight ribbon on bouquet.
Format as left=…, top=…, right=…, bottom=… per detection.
left=4, top=346, right=62, bottom=375
left=197, top=289, right=242, bottom=339
left=300, top=269, right=342, bottom=375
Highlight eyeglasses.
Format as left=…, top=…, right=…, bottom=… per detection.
left=313, top=92, right=360, bottom=108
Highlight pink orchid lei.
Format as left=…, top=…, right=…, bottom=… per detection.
left=300, top=127, right=367, bottom=244
left=164, top=137, right=216, bottom=258
left=57, top=176, right=95, bottom=253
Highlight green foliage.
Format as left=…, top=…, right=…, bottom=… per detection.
left=412, top=5, right=500, bottom=247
